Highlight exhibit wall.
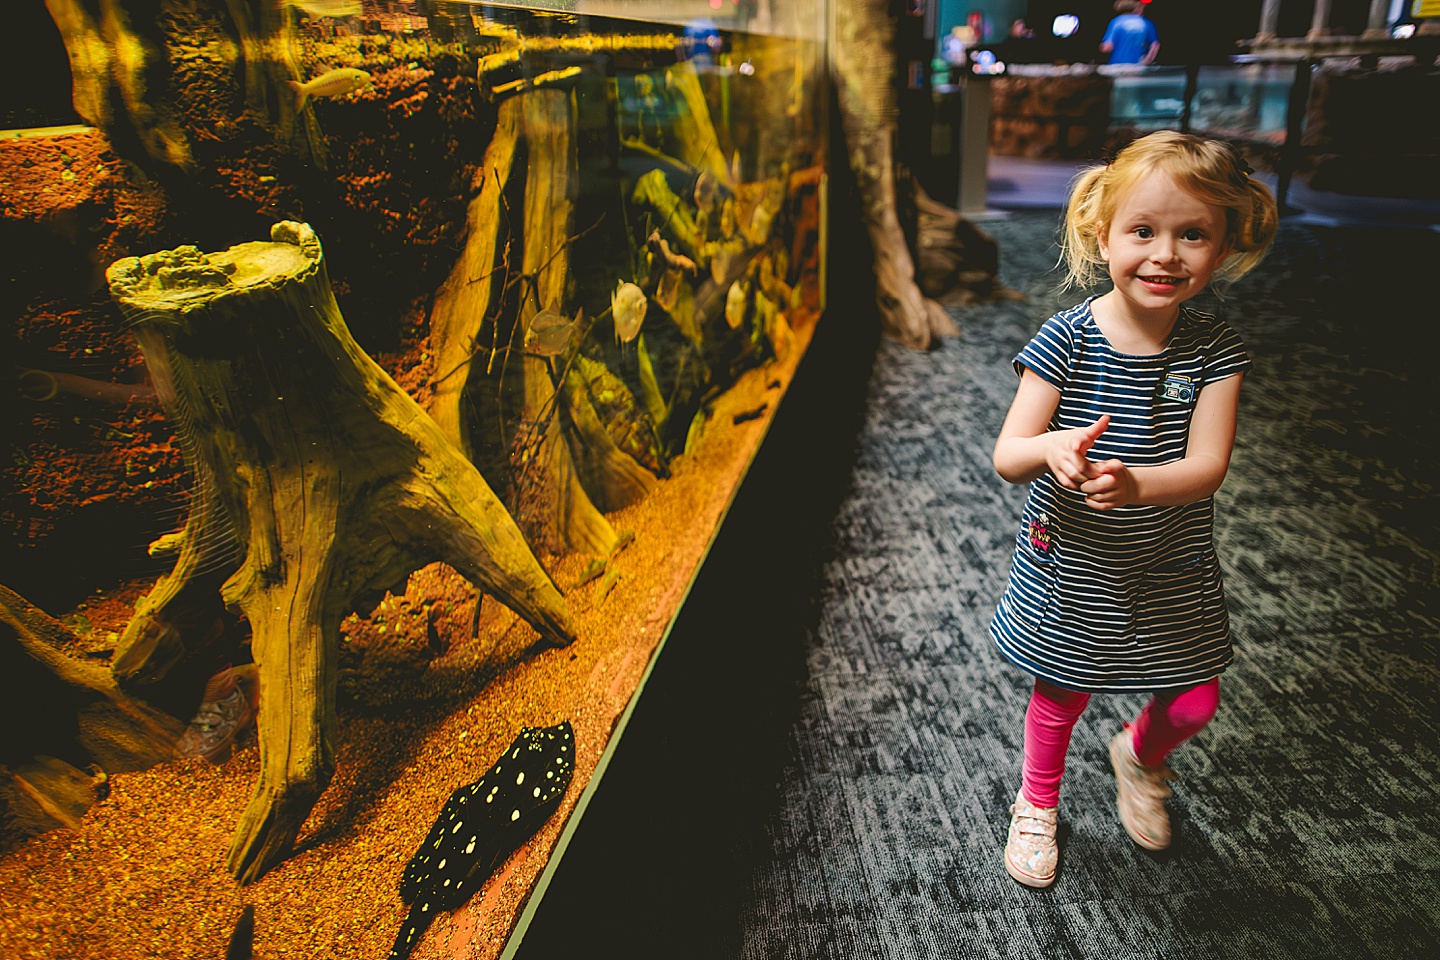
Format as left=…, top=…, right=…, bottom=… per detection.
left=0, top=2, right=831, bottom=957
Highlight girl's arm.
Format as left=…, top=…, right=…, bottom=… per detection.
left=1081, top=372, right=1244, bottom=510
left=993, top=368, right=1109, bottom=490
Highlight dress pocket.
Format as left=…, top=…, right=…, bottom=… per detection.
left=1135, top=555, right=1217, bottom=647
left=1008, top=532, right=1059, bottom=632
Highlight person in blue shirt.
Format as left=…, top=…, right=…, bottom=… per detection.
left=1100, top=1, right=1159, bottom=65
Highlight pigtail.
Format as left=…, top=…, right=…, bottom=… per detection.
left=1214, top=176, right=1279, bottom=284
left=1060, top=164, right=1110, bottom=291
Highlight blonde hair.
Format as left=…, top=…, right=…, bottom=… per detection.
left=1061, top=131, right=1279, bottom=291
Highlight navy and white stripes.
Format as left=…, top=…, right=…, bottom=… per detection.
left=990, top=298, right=1251, bottom=693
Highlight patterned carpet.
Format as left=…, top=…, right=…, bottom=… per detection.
left=514, top=210, right=1440, bottom=959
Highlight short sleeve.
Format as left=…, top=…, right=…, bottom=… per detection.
left=1013, top=314, right=1076, bottom=392
left=1201, top=318, right=1251, bottom=387
left=1101, top=18, right=1119, bottom=45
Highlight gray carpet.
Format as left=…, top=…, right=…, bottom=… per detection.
left=516, top=211, right=1440, bottom=960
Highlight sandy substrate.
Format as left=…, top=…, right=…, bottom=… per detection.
left=0, top=313, right=816, bottom=960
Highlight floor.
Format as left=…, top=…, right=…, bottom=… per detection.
left=511, top=178, right=1439, bottom=958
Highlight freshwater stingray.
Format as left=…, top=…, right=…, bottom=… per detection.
left=389, top=721, right=576, bottom=960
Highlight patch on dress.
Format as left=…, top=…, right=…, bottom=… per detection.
left=1156, top=373, right=1196, bottom=403
left=1027, top=512, right=1054, bottom=555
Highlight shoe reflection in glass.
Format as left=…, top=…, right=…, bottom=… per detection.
left=175, top=665, right=255, bottom=764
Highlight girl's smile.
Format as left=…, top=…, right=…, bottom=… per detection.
left=1094, top=170, right=1231, bottom=339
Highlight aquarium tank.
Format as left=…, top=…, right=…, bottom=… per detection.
left=0, top=2, right=832, bottom=958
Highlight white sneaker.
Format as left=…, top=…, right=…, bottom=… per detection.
left=1109, top=728, right=1175, bottom=851
left=1004, top=788, right=1059, bottom=888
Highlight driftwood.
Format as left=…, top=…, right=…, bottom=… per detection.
left=106, top=221, right=575, bottom=883
left=833, top=0, right=957, bottom=350
left=43, top=0, right=194, bottom=170
left=44, top=0, right=326, bottom=172
left=512, top=90, right=621, bottom=556
left=425, top=96, right=523, bottom=456
left=913, top=185, right=1023, bottom=307
left=428, top=89, right=655, bottom=549
left=1, top=584, right=182, bottom=837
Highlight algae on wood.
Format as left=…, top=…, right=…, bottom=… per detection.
left=106, top=221, right=575, bottom=883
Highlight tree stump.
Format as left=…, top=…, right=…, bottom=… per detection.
left=834, top=0, right=957, bottom=350
left=106, top=221, right=576, bottom=883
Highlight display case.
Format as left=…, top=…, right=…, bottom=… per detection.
left=1188, top=62, right=1293, bottom=145
left=0, top=2, right=830, bottom=957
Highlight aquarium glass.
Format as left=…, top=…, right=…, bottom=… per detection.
left=1189, top=63, right=1294, bottom=145
left=1, top=1, right=831, bottom=955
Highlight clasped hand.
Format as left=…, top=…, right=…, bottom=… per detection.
left=1045, top=415, right=1136, bottom=510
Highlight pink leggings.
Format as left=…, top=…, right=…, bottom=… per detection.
left=1021, top=676, right=1219, bottom=808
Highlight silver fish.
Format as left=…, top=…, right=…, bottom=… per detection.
left=725, top=280, right=748, bottom=330
left=391, top=722, right=575, bottom=960
left=524, top=307, right=579, bottom=357
left=693, top=171, right=717, bottom=209
left=611, top=281, right=647, bottom=343
left=655, top=269, right=682, bottom=313
left=286, top=67, right=373, bottom=110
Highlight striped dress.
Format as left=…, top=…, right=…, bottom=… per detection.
left=990, top=297, right=1251, bottom=693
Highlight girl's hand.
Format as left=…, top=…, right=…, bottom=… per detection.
left=1079, top=459, right=1137, bottom=510
left=1046, top=415, right=1109, bottom=491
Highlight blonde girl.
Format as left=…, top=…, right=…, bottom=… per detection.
left=990, top=131, right=1278, bottom=888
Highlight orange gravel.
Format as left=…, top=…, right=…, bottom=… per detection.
left=0, top=314, right=818, bottom=960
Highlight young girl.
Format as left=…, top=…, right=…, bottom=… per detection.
left=990, top=131, right=1278, bottom=888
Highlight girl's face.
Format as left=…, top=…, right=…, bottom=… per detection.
left=1097, top=170, right=1231, bottom=324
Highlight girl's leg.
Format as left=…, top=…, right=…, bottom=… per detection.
left=1109, top=677, right=1220, bottom=851
left=1006, top=678, right=1089, bottom=888
left=1022, top=678, right=1091, bottom=808
left=1129, top=677, right=1220, bottom=766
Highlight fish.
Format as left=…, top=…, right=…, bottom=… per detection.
left=390, top=722, right=575, bottom=960
left=285, top=67, right=373, bottom=110
left=655, top=269, right=681, bottom=312
left=748, top=202, right=775, bottom=244
left=611, top=281, right=647, bottom=344
left=693, top=171, right=717, bottom=209
left=725, top=280, right=747, bottom=329
left=524, top=307, right=579, bottom=357
left=280, top=0, right=362, bottom=18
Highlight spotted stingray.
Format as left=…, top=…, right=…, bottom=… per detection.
left=389, top=721, right=575, bottom=960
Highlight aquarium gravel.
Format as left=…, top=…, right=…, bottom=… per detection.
left=0, top=313, right=815, bottom=960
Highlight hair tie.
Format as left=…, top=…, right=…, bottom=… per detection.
left=1223, top=141, right=1254, bottom=179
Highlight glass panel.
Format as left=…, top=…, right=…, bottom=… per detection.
left=1106, top=65, right=1190, bottom=130
left=1, top=2, right=830, bottom=956
left=1190, top=63, right=1294, bottom=145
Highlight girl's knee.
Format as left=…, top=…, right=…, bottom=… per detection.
left=1162, top=678, right=1220, bottom=733
left=1032, top=678, right=1091, bottom=722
